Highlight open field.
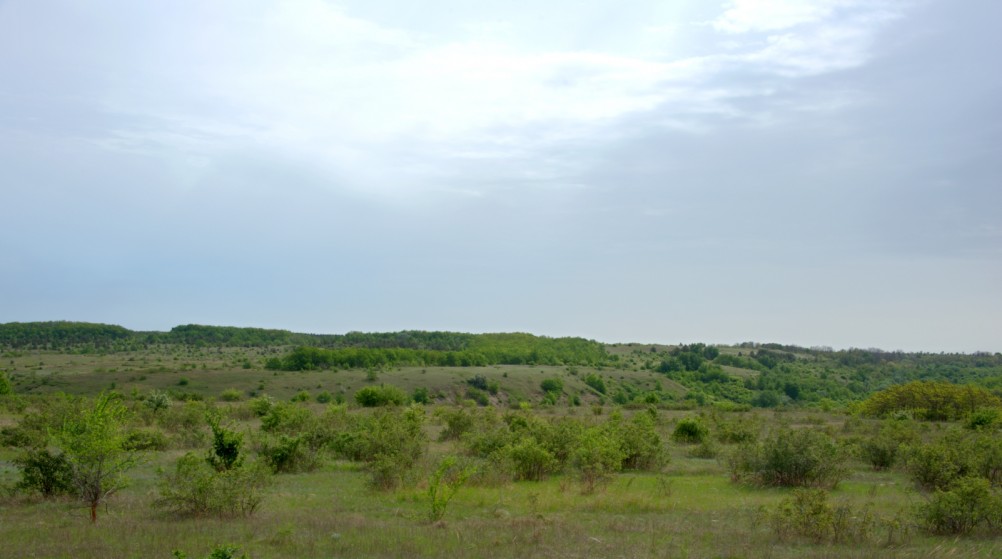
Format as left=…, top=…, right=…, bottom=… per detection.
left=2, top=326, right=1002, bottom=558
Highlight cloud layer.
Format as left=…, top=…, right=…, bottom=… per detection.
left=2, top=0, right=1000, bottom=351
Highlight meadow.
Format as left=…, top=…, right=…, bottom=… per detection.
left=2, top=324, right=1002, bottom=558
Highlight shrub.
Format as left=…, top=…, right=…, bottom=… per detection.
left=727, top=428, right=848, bottom=488
left=218, top=389, right=243, bottom=402
left=918, top=476, right=1002, bottom=535
left=315, top=391, right=333, bottom=404
left=207, top=420, right=244, bottom=472
left=13, top=448, right=73, bottom=497
left=0, top=371, right=13, bottom=395
left=902, top=441, right=966, bottom=491
left=500, top=438, right=557, bottom=481
left=144, top=390, right=171, bottom=413
left=259, top=434, right=319, bottom=473
left=571, top=428, right=624, bottom=493
left=427, top=455, right=476, bottom=522
left=769, top=488, right=876, bottom=543
left=672, top=418, right=708, bottom=444
left=123, top=428, right=169, bottom=451
left=859, top=434, right=900, bottom=471
left=966, top=408, right=1002, bottom=431
left=411, top=387, right=430, bottom=404
left=584, top=373, right=606, bottom=394
left=172, top=545, right=248, bottom=559
left=354, top=385, right=407, bottom=407
left=613, top=413, right=666, bottom=471
left=154, top=453, right=270, bottom=518
left=540, top=378, right=563, bottom=394
left=248, top=395, right=275, bottom=417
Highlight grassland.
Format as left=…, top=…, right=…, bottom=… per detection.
left=2, top=332, right=1002, bottom=558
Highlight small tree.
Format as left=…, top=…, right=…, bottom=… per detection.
left=55, top=392, right=139, bottom=522
left=0, top=371, right=13, bottom=396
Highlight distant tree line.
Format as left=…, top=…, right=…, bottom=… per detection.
left=267, top=333, right=611, bottom=370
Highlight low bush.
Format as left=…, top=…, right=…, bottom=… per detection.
left=354, top=385, right=408, bottom=407
left=918, top=476, right=1002, bottom=535
left=13, top=448, right=73, bottom=497
left=154, top=453, right=270, bottom=518
left=726, top=428, right=848, bottom=488
left=769, top=488, right=876, bottom=543
left=672, top=417, right=708, bottom=444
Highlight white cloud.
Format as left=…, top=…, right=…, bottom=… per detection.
left=713, top=0, right=849, bottom=34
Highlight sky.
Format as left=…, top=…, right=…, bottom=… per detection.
left=2, top=0, right=1000, bottom=352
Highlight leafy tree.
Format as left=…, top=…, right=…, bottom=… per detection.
left=54, top=392, right=139, bottom=522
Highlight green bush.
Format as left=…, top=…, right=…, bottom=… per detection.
left=0, top=371, right=13, bottom=395
left=427, top=455, right=476, bottom=522
left=571, top=428, right=624, bottom=493
left=154, top=453, right=270, bottom=518
left=769, top=488, right=876, bottom=543
left=218, top=389, right=243, bottom=402
left=672, top=417, right=708, bottom=444
left=354, top=385, right=407, bottom=407
left=540, top=378, right=563, bottom=394
left=727, top=428, right=848, bottom=489
left=13, top=448, right=73, bottom=497
left=903, top=441, right=966, bottom=491
left=918, top=476, right=1002, bottom=535
left=123, top=428, right=169, bottom=451
left=500, top=438, right=557, bottom=481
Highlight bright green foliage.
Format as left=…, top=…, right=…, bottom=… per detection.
left=571, top=428, right=625, bottom=493
left=427, top=455, right=476, bottom=522
left=861, top=381, right=1002, bottom=421
left=354, top=385, right=408, bottom=407
left=13, top=448, right=73, bottom=497
left=155, top=453, right=269, bottom=518
left=54, top=391, right=139, bottom=522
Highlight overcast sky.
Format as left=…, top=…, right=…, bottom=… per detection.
left=2, top=0, right=1000, bottom=352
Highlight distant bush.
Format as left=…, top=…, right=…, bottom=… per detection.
left=540, top=378, right=563, bottom=394
left=411, top=387, right=430, bottom=404
left=672, top=418, right=708, bottom=444
left=354, top=385, right=407, bottom=407
left=123, top=428, right=169, bottom=451
left=861, top=381, right=1002, bottom=421
left=218, top=389, right=243, bottom=402
left=583, top=374, right=606, bottom=395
